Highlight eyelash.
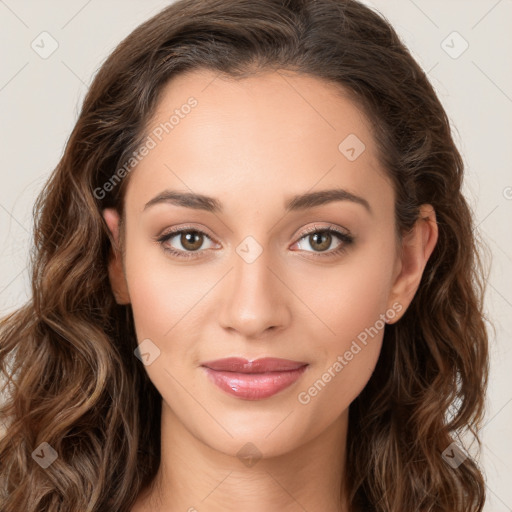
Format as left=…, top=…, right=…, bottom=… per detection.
left=155, top=224, right=354, bottom=260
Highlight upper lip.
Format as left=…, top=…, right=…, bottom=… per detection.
left=200, top=357, right=308, bottom=373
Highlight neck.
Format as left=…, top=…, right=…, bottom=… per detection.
left=134, top=400, right=350, bottom=512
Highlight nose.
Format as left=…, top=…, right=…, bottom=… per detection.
left=216, top=245, right=291, bottom=339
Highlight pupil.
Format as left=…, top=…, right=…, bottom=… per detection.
left=312, top=232, right=330, bottom=251
left=182, top=232, right=202, bottom=251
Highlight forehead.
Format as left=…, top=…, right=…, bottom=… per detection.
left=124, top=68, right=393, bottom=216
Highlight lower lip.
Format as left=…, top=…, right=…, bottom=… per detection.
left=202, top=366, right=309, bottom=400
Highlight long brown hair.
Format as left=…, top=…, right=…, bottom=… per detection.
left=0, top=0, right=490, bottom=510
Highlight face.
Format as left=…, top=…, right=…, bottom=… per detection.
left=103, top=68, right=436, bottom=459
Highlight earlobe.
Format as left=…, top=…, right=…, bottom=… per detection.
left=102, top=208, right=131, bottom=305
left=386, top=204, right=438, bottom=324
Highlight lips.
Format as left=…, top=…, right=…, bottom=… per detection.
left=200, top=357, right=309, bottom=400
left=201, top=357, right=308, bottom=373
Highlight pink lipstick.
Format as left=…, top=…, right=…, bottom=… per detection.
left=200, top=357, right=309, bottom=400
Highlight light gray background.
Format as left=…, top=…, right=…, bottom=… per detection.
left=0, top=0, right=511, bottom=509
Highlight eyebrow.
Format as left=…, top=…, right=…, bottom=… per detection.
left=143, top=188, right=372, bottom=215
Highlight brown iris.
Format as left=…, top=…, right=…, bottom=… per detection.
left=308, top=231, right=332, bottom=252
left=180, top=231, right=204, bottom=251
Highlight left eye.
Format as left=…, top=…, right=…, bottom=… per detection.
left=294, top=229, right=345, bottom=252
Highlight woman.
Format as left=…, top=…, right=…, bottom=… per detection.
left=0, top=0, right=490, bottom=510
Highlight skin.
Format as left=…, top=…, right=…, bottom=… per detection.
left=103, top=68, right=438, bottom=512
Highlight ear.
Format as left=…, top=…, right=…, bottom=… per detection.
left=103, top=208, right=131, bottom=305
left=386, top=204, right=438, bottom=324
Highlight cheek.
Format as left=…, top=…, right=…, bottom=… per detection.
left=297, top=243, right=396, bottom=347
left=292, top=243, right=395, bottom=407
left=296, top=332, right=383, bottom=434
left=294, top=299, right=387, bottom=431
left=124, top=248, right=209, bottom=395
left=123, top=238, right=205, bottom=340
